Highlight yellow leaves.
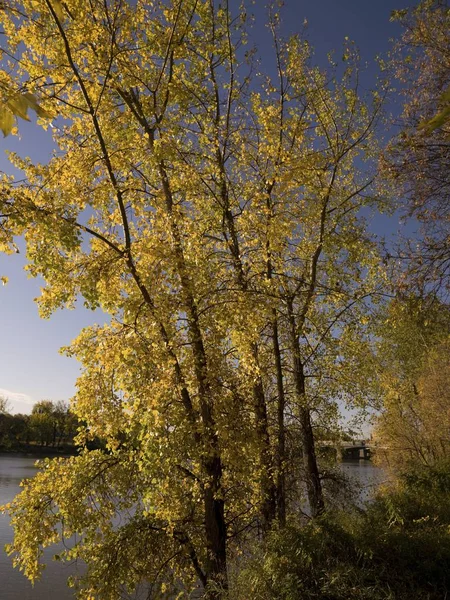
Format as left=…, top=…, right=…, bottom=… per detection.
left=0, top=106, right=14, bottom=137
left=0, top=1, right=391, bottom=592
left=23, top=92, right=52, bottom=118
left=0, top=92, right=52, bottom=136
left=3, top=450, right=149, bottom=588
left=419, top=86, right=450, bottom=133
left=46, top=0, right=65, bottom=21
left=7, top=95, right=30, bottom=121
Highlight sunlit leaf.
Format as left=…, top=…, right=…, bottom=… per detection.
left=0, top=107, right=14, bottom=136
left=6, top=95, right=30, bottom=121
left=23, top=92, right=52, bottom=119
left=49, top=0, right=65, bottom=21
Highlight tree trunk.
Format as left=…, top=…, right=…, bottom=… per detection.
left=253, top=374, right=277, bottom=531
left=287, top=299, right=325, bottom=517
left=222, top=203, right=277, bottom=530
left=158, top=157, right=228, bottom=589
left=298, top=405, right=324, bottom=517
left=204, top=454, right=228, bottom=598
left=272, top=315, right=287, bottom=526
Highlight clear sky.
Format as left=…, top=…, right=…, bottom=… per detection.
left=0, top=0, right=409, bottom=414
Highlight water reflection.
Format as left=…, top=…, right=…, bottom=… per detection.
left=1, top=455, right=387, bottom=599
left=0, top=455, right=77, bottom=600
left=340, top=459, right=388, bottom=504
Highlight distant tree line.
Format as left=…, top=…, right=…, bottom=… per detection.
left=0, top=398, right=78, bottom=452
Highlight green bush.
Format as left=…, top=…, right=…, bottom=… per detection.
left=229, top=463, right=450, bottom=599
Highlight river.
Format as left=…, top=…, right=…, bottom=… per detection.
left=0, top=455, right=78, bottom=599
left=1, top=455, right=386, bottom=599
left=341, top=459, right=389, bottom=503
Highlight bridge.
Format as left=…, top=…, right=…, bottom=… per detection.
left=319, top=440, right=374, bottom=460
left=340, top=442, right=372, bottom=460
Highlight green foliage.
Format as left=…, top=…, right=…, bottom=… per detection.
left=0, top=413, right=30, bottom=449
left=0, top=399, right=77, bottom=451
left=229, top=464, right=450, bottom=600
left=419, top=86, right=450, bottom=133
left=0, top=395, right=12, bottom=414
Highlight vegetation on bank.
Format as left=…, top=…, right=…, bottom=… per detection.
left=0, top=399, right=78, bottom=454
left=229, top=461, right=450, bottom=600
left=0, top=0, right=449, bottom=598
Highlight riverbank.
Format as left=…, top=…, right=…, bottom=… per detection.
left=0, top=444, right=78, bottom=457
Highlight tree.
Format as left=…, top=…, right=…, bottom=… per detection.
left=30, top=400, right=55, bottom=446
left=0, top=395, right=11, bottom=414
left=0, top=398, right=32, bottom=449
left=0, top=398, right=74, bottom=449
left=386, top=1, right=450, bottom=297
left=29, top=399, right=75, bottom=447
left=374, top=295, right=450, bottom=471
left=0, top=1, right=386, bottom=596
left=52, top=399, right=78, bottom=446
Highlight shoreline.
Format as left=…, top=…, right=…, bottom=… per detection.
left=0, top=445, right=78, bottom=458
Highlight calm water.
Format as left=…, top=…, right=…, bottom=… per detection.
left=340, top=459, right=389, bottom=504
left=0, top=455, right=78, bottom=599
left=1, top=455, right=385, bottom=599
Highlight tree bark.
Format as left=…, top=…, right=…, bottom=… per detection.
left=158, top=154, right=228, bottom=591
left=221, top=186, right=277, bottom=530
left=253, top=374, right=277, bottom=531
left=272, top=315, right=287, bottom=526
left=203, top=455, right=228, bottom=598
left=287, top=298, right=325, bottom=517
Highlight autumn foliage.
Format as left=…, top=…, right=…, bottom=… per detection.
left=0, top=1, right=448, bottom=598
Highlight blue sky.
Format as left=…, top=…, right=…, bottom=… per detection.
left=0, top=0, right=409, bottom=414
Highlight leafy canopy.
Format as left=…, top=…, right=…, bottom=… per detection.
left=0, top=0, right=387, bottom=596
